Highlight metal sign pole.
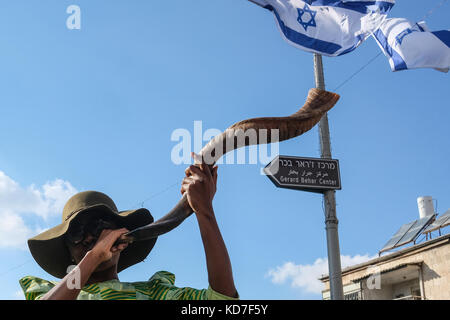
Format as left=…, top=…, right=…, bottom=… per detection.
left=313, top=53, right=345, bottom=300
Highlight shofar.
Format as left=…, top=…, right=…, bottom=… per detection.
left=118, top=88, right=340, bottom=244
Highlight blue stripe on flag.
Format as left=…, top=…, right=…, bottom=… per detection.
left=307, top=1, right=395, bottom=14
left=271, top=8, right=342, bottom=55
left=373, top=29, right=407, bottom=71
left=431, top=30, right=450, bottom=48
left=337, top=34, right=365, bottom=56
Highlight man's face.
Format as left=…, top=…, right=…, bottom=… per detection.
left=65, top=214, right=122, bottom=271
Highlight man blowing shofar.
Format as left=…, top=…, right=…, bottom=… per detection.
left=20, top=155, right=239, bottom=300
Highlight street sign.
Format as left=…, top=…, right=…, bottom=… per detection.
left=264, top=155, right=341, bottom=193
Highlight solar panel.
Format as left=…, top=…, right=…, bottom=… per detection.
left=395, top=214, right=435, bottom=247
left=423, top=210, right=450, bottom=233
left=380, top=221, right=416, bottom=253
left=379, top=214, right=436, bottom=253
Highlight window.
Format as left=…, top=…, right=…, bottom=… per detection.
left=344, top=292, right=360, bottom=300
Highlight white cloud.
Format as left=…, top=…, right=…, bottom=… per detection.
left=0, top=171, right=77, bottom=249
left=13, top=289, right=25, bottom=300
left=0, top=210, right=35, bottom=249
left=0, top=172, right=77, bottom=220
left=266, top=254, right=377, bottom=294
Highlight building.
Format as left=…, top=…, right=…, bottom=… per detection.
left=320, top=197, right=450, bottom=300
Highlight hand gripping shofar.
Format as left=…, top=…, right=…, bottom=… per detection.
left=117, top=88, right=340, bottom=244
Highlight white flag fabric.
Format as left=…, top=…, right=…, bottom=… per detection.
left=372, top=18, right=450, bottom=72
left=250, top=0, right=395, bottom=56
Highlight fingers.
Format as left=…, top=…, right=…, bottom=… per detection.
left=184, top=166, right=192, bottom=177
left=181, top=153, right=217, bottom=197
left=108, top=229, right=130, bottom=253
left=188, top=165, right=207, bottom=181
left=181, top=176, right=195, bottom=195
left=182, top=163, right=218, bottom=196
left=98, top=228, right=129, bottom=248
left=188, top=152, right=214, bottom=177
left=180, top=174, right=204, bottom=192
left=191, top=152, right=213, bottom=180
left=185, top=166, right=210, bottom=185
left=111, top=242, right=128, bottom=253
left=181, top=166, right=210, bottom=188
left=201, top=162, right=212, bottom=180
left=184, top=166, right=196, bottom=178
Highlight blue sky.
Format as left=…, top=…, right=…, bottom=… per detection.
left=0, top=0, right=449, bottom=300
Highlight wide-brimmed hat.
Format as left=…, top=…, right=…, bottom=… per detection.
left=28, top=191, right=157, bottom=279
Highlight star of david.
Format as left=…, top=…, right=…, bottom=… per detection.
left=396, top=28, right=417, bottom=45
left=297, top=3, right=317, bottom=32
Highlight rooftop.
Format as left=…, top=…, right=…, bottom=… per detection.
left=319, top=232, right=450, bottom=282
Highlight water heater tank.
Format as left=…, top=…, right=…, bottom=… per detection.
left=417, top=196, right=435, bottom=219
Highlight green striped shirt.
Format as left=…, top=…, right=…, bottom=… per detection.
left=19, top=271, right=239, bottom=300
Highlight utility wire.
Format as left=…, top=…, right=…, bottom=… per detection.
left=0, top=182, right=180, bottom=278
left=130, top=180, right=180, bottom=209
left=0, top=259, right=32, bottom=278
left=332, top=52, right=383, bottom=92
left=421, top=0, right=448, bottom=21
left=3, top=1, right=448, bottom=280
left=131, top=1, right=449, bottom=209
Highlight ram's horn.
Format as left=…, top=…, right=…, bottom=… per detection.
left=118, top=88, right=339, bottom=244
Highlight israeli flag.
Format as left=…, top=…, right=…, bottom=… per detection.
left=372, top=18, right=450, bottom=72
left=250, top=0, right=395, bottom=56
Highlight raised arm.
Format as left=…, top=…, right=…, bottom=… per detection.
left=181, top=154, right=238, bottom=298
